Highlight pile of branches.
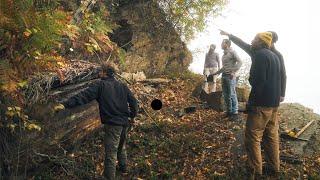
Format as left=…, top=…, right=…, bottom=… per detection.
left=23, top=60, right=101, bottom=104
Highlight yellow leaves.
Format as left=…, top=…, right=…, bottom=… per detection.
left=17, top=80, right=28, bottom=88
left=89, top=37, right=101, bottom=51
left=23, top=29, right=32, bottom=37
left=14, top=106, right=21, bottom=111
left=53, top=104, right=65, bottom=111
left=23, top=28, right=38, bottom=38
left=85, top=37, right=102, bottom=54
left=33, top=54, right=67, bottom=73
left=5, top=110, right=15, bottom=117
left=176, top=0, right=184, bottom=5
left=145, top=159, right=152, bottom=167
left=213, top=171, right=225, bottom=176
left=32, top=28, right=38, bottom=33
left=57, top=61, right=66, bottom=67
left=64, top=24, right=80, bottom=41
left=6, top=106, right=22, bottom=118
left=5, top=106, right=41, bottom=132
left=164, top=118, right=173, bottom=123
left=8, top=124, right=17, bottom=131
left=34, top=50, right=41, bottom=57
left=26, top=123, right=41, bottom=131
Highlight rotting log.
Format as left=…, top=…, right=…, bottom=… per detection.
left=3, top=61, right=103, bottom=176
left=12, top=81, right=103, bottom=176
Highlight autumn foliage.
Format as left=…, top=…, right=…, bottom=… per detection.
left=0, top=0, right=119, bottom=95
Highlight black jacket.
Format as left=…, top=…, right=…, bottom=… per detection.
left=229, top=34, right=282, bottom=107
left=270, top=47, right=286, bottom=97
left=62, top=77, right=138, bottom=126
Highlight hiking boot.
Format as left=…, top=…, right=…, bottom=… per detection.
left=230, top=114, right=242, bottom=122
left=247, top=171, right=263, bottom=180
left=222, top=112, right=233, bottom=118
left=248, top=173, right=263, bottom=180
left=264, top=167, right=280, bottom=179
left=246, top=166, right=263, bottom=180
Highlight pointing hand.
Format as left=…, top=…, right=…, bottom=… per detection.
left=219, top=29, right=230, bottom=36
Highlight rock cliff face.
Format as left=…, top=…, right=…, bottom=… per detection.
left=110, top=1, right=192, bottom=76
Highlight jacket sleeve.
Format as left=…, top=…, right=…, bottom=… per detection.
left=232, top=50, right=242, bottom=72
left=126, top=86, right=138, bottom=118
left=249, top=52, right=267, bottom=99
left=278, top=52, right=287, bottom=97
left=229, top=34, right=252, bottom=56
left=62, top=82, right=101, bottom=108
left=214, top=67, right=224, bottom=75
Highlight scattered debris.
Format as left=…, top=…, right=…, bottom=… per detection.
left=177, top=105, right=197, bottom=117
left=280, top=120, right=315, bottom=141
left=121, top=71, right=147, bottom=82
left=280, top=155, right=303, bottom=164
left=280, top=133, right=309, bottom=141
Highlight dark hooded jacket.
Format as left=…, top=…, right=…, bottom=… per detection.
left=62, top=76, right=138, bottom=126
left=228, top=34, right=282, bottom=107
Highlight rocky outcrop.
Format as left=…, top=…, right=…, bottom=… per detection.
left=111, top=1, right=192, bottom=76
left=192, top=80, right=250, bottom=112
left=278, top=103, right=320, bottom=155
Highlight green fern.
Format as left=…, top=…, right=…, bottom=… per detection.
left=0, top=0, right=66, bottom=62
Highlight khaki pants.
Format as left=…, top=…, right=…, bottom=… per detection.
left=104, top=124, right=127, bottom=180
left=244, top=107, right=280, bottom=175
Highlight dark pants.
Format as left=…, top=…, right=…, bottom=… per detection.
left=103, top=124, right=127, bottom=180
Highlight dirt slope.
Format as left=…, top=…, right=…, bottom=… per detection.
left=32, top=78, right=320, bottom=179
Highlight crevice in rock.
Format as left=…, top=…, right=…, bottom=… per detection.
left=108, top=19, right=133, bottom=51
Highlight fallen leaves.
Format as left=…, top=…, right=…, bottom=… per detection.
left=32, top=77, right=320, bottom=179
left=121, top=78, right=241, bottom=178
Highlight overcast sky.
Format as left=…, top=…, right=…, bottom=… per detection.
left=188, top=0, right=320, bottom=114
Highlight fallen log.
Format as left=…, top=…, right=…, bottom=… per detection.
left=1, top=61, right=103, bottom=176
left=141, top=78, right=170, bottom=86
